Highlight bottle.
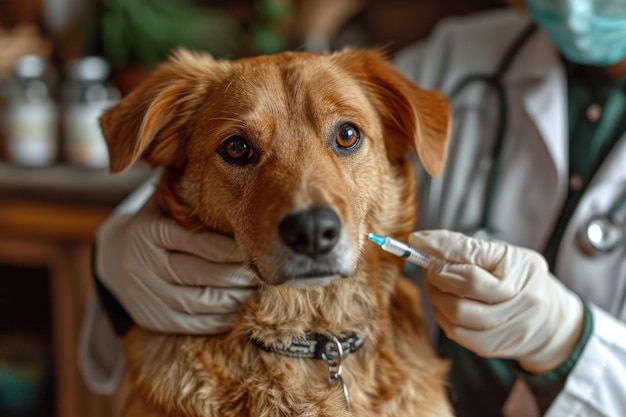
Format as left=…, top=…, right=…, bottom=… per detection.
left=62, top=57, right=120, bottom=169
left=6, top=55, right=58, bottom=167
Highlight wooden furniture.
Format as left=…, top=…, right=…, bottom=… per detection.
left=0, top=162, right=151, bottom=417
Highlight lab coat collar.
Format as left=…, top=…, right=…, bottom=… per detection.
left=510, top=28, right=626, bottom=234
left=505, top=25, right=626, bottom=187
left=520, top=63, right=568, bottom=183
left=509, top=28, right=569, bottom=199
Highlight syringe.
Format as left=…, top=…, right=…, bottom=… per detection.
left=367, top=233, right=432, bottom=269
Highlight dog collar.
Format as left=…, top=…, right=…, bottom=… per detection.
left=251, top=332, right=365, bottom=365
left=253, top=332, right=364, bottom=412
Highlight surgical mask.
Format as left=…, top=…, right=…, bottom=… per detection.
left=525, top=0, right=626, bottom=66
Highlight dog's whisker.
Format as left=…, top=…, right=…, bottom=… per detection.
left=208, top=116, right=244, bottom=122
left=331, top=96, right=366, bottom=106
left=226, top=244, right=242, bottom=263
left=208, top=117, right=247, bottom=126
left=275, top=285, right=291, bottom=305
left=304, top=287, right=315, bottom=312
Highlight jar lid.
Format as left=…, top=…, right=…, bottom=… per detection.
left=14, top=55, right=48, bottom=79
left=68, top=57, right=110, bottom=82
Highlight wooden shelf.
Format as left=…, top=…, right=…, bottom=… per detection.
left=0, top=161, right=151, bottom=417
left=0, top=162, right=152, bottom=205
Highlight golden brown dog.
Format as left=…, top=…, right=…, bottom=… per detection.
left=101, top=48, right=452, bottom=417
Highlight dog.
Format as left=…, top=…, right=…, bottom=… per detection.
left=100, top=48, right=452, bottom=417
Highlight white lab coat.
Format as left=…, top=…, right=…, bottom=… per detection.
left=394, top=8, right=626, bottom=417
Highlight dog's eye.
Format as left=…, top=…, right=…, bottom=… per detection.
left=335, top=124, right=360, bottom=149
left=219, top=136, right=255, bottom=164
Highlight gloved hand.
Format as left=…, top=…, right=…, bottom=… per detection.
left=409, top=230, right=584, bottom=374
left=95, top=196, right=259, bottom=335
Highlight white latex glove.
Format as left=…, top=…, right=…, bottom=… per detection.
left=409, top=230, right=585, bottom=374
left=95, top=196, right=259, bottom=335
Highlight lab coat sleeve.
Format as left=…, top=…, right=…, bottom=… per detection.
left=546, top=304, right=626, bottom=417
left=78, top=291, right=127, bottom=395
left=78, top=175, right=157, bottom=394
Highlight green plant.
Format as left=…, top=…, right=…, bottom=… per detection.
left=101, top=0, right=240, bottom=68
left=100, top=0, right=293, bottom=69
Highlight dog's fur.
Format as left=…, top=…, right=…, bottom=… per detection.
left=101, top=49, right=452, bottom=417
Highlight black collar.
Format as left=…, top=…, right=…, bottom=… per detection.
left=252, top=332, right=365, bottom=365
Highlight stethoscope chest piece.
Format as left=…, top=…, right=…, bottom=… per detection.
left=577, top=215, right=625, bottom=256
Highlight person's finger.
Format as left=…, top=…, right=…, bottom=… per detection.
left=127, top=276, right=256, bottom=315
left=431, top=301, right=515, bottom=358
left=139, top=199, right=244, bottom=262
left=166, top=228, right=244, bottom=263
left=433, top=302, right=539, bottom=360
left=410, top=230, right=507, bottom=271
left=137, top=309, right=240, bottom=335
left=165, top=252, right=259, bottom=287
left=426, top=282, right=517, bottom=331
left=424, top=263, right=518, bottom=303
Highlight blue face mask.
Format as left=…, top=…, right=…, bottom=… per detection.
left=525, top=0, right=626, bottom=66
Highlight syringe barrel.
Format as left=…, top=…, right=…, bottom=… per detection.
left=381, top=237, right=430, bottom=268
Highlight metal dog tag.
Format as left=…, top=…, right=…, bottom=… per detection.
left=336, top=375, right=351, bottom=413
left=322, top=335, right=352, bottom=413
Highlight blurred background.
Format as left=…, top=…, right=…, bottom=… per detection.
left=0, top=0, right=502, bottom=416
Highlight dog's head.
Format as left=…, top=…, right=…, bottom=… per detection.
left=101, top=49, right=449, bottom=287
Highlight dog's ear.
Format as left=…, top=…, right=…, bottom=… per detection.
left=336, top=49, right=451, bottom=177
left=100, top=50, right=216, bottom=173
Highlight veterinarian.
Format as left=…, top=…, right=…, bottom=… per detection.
left=392, top=0, right=626, bottom=415
left=79, top=0, right=626, bottom=415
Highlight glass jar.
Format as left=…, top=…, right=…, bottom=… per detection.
left=62, top=57, right=120, bottom=169
left=6, top=55, right=58, bottom=167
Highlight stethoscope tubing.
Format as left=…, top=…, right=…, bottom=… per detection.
left=444, top=21, right=626, bottom=255
left=448, top=23, right=537, bottom=230
left=608, top=191, right=626, bottom=221
left=449, top=74, right=508, bottom=229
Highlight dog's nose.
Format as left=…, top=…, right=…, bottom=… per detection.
left=279, top=208, right=341, bottom=257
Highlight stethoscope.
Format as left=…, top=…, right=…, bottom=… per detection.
left=447, top=22, right=626, bottom=256
left=577, top=194, right=626, bottom=256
